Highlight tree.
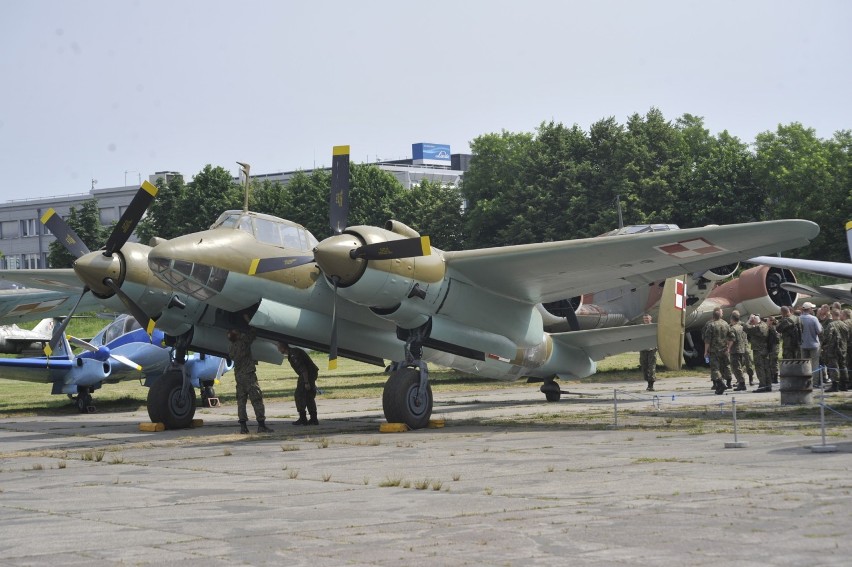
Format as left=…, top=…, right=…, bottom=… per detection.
left=47, top=199, right=107, bottom=268
left=395, top=180, right=465, bottom=250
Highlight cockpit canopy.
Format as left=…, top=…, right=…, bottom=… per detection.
left=212, top=211, right=319, bottom=252
left=599, top=224, right=680, bottom=237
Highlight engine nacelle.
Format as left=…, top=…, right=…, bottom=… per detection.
left=315, top=225, right=447, bottom=311
left=734, top=266, right=798, bottom=316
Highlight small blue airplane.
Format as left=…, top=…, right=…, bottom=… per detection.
left=0, top=314, right=232, bottom=418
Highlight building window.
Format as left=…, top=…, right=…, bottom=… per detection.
left=23, top=253, right=40, bottom=269
left=20, top=219, right=38, bottom=237
left=2, top=256, right=21, bottom=270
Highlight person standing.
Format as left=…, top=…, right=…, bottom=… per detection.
left=703, top=308, right=732, bottom=395
left=799, top=302, right=823, bottom=386
left=744, top=314, right=772, bottom=392
left=639, top=314, right=657, bottom=391
left=776, top=306, right=802, bottom=360
left=766, top=317, right=781, bottom=385
left=278, top=343, right=320, bottom=425
left=728, top=311, right=749, bottom=391
left=823, top=308, right=848, bottom=392
left=228, top=327, right=273, bottom=434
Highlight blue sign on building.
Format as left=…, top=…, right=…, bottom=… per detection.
left=412, top=143, right=451, bottom=166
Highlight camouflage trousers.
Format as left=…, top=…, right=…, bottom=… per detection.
left=752, top=350, right=771, bottom=388
left=235, top=371, right=266, bottom=423
left=294, top=373, right=318, bottom=418
left=709, top=350, right=732, bottom=385
left=823, top=348, right=848, bottom=385
left=640, top=349, right=657, bottom=384
left=730, top=352, right=747, bottom=386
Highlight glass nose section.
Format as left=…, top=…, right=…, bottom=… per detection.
left=148, top=257, right=228, bottom=301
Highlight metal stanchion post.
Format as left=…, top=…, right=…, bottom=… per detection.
left=811, top=382, right=837, bottom=453
left=612, top=388, right=618, bottom=428
left=725, top=397, right=749, bottom=448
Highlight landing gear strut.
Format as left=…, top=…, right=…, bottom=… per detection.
left=383, top=326, right=433, bottom=429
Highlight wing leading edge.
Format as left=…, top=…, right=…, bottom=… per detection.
left=445, top=220, right=819, bottom=304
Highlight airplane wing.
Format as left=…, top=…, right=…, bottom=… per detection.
left=779, top=282, right=852, bottom=304
left=444, top=220, right=819, bottom=304
left=748, top=256, right=852, bottom=280
left=0, top=269, right=83, bottom=292
left=0, top=288, right=103, bottom=324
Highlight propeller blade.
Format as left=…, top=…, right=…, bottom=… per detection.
left=44, top=289, right=89, bottom=357
left=102, top=278, right=156, bottom=337
left=108, top=353, right=143, bottom=371
left=103, top=180, right=158, bottom=255
left=248, top=255, right=315, bottom=275
left=40, top=209, right=91, bottom=259
left=67, top=336, right=143, bottom=371
left=68, top=336, right=98, bottom=351
left=351, top=236, right=432, bottom=261
left=329, top=145, right=350, bottom=235
left=328, top=276, right=340, bottom=370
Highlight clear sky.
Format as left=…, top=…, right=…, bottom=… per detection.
left=1, top=0, right=849, bottom=201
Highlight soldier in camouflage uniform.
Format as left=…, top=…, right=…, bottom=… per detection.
left=227, top=327, right=273, bottom=434
left=823, top=308, right=848, bottom=392
left=776, top=306, right=802, bottom=360
left=744, top=314, right=772, bottom=392
left=766, top=317, right=781, bottom=384
left=843, top=309, right=852, bottom=380
left=639, top=314, right=657, bottom=391
left=278, top=343, right=320, bottom=425
left=703, top=308, right=732, bottom=395
left=728, top=311, right=749, bottom=391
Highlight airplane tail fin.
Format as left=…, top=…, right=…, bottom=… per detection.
left=32, top=317, right=58, bottom=338
left=49, top=328, right=73, bottom=360
left=657, top=276, right=686, bottom=370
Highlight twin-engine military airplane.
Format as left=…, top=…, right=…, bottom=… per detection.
left=0, top=314, right=231, bottom=414
left=0, top=146, right=821, bottom=429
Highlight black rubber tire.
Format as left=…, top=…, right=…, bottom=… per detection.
left=147, top=369, right=196, bottom=429
left=544, top=389, right=561, bottom=402
left=76, top=392, right=92, bottom=413
left=382, top=367, right=432, bottom=429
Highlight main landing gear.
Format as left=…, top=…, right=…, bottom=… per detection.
left=540, top=377, right=563, bottom=402
left=147, top=364, right=197, bottom=430
left=69, top=388, right=96, bottom=413
left=383, top=328, right=433, bottom=429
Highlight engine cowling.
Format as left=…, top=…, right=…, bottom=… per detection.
left=731, top=266, right=798, bottom=316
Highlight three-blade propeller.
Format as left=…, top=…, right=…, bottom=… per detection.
left=42, top=181, right=159, bottom=355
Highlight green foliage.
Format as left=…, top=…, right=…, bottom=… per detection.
left=132, top=111, right=849, bottom=262
left=47, top=199, right=108, bottom=268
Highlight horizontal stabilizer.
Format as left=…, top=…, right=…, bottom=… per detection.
left=550, top=324, right=657, bottom=362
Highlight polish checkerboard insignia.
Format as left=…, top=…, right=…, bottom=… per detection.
left=654, top=238, right=727, bottom=259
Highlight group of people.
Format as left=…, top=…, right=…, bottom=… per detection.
left=702, top=302, right=851, bottom=395
left=226, top=325, right=320, bottom=434
left=639, top=301, right=851, bottom=396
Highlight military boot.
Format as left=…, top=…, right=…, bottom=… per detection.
left=307, top=415, right=319, bottom=425
left=292, top=413, right=308, bottom=426
left=239, top=420, right=249, bottom=434
left=257, top=420, right=274, bottom=433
